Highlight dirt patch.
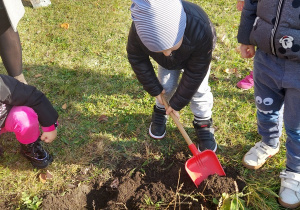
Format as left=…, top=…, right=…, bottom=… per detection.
left=42, top=152, right=246, bottom=209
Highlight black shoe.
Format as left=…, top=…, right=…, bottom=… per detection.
left=193, top=118, right=217, bottom=152
left=149, top=105, right=167, bottom=139
left=20, top=139, right=53, bottom=169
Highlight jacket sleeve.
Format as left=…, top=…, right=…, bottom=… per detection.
left=126, top=22, right=163, bottom=97
left=237, top=0, right=258, bottom=45
left=0, top=74, right=58, bottom=127
left=169, top=27, right=213, bottom=111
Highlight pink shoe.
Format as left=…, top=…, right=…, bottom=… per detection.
left=237, top=71, right=254, bottom=89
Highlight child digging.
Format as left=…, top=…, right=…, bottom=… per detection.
left=0, top=74, right=58, bottom=169
left=127, top=0, right=217, bottom=152
left=238, top=0, right=300, bottom=208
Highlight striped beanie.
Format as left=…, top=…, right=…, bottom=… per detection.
left=131, top=0, right=186, bottom=52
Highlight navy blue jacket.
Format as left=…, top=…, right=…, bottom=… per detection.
left=127, top=1, right=216, bottom=111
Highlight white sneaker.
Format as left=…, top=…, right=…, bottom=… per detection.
left=242, top=141, right=279, bottom=169
left=30, top=0, right=51, bottom=8
left=278, top=170, right=300, bottom=209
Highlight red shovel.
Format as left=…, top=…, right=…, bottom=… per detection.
left=161, top=97, right=225, bottom=187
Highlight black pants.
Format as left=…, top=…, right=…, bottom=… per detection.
left=0, top=2, right=23, bottom=77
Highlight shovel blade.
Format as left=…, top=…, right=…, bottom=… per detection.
left=185, top=150, right=225, bottom=187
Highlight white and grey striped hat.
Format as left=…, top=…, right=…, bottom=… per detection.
left=131, top=0, right=186, bottom=52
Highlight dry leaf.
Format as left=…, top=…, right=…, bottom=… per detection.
left=110, top=178, right=119, bottom=188
left=39, top=173, right=47, bottom=183
left=62, top=103, right=67, bottom=110
left=34, top=74, right=42, bottom=78
left=210, top=73, right=219, bottom=81
left=224, top=68, right=237, bottom=74
left=105, top=39, right=112, bottom=43
left=221, top=34, right=227, bottom=42
left=60, top=23, right=69, bottom=29
left=67, top=184, right=76, bottom=189
left=46, top=170, right=53, bottom=179
left=99, top=115, right=108, bottom=122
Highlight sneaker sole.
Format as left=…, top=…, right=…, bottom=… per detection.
left=242, top=151, right=278, bottom=170
left=236, top=84, right=253, bottom=90
left=149, top=123, right=166, bottom=139
left=278, top=198, right=300, bottom=209
left=197, top=143, right=217, bottom=153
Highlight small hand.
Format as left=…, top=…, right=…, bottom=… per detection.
left=166, top=106, right=180, bottom=119
left=240, top=44, right=255, bottom=58
left=157, top=91, right=180, bottom=119
left=155, top=89, right=166, bottom=105
left=41, top=129, right=57, bottom=143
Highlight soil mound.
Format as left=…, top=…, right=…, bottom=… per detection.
left=42, top=152, right=246, bottom=209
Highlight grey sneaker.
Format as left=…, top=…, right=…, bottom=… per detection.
left=278, top=170, right=300, bottom=209
left=149, top=105, right=167, bottom=139
left=242, top=141, right=279, bottom=169
left=193, top=118, right=217, bottom=152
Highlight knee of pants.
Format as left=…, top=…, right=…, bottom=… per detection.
left=5, top=106, right=40, bottom=144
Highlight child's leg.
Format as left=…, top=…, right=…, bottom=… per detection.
left=149, top=65, right=181, bottom=139
left=278, top=60, right=300, bottom=209
left=189, top=67, right=213, bottom=119
left=189, top=67, right=216, bottom=152
left=0, top=9, right=26, bottom=83
left=156, top=65, right=181, bottom=108
left=281, top=59, right=300, bottom=173
left=253, top=51, right=284, bottom=147
left=243, top=50, right=283, bottom=169
left=3, top=106, right=53, bottom=168
left=3, top=106, right=40, bottom=144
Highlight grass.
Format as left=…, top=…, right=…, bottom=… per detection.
left=0, top=0, right=292, bottom=209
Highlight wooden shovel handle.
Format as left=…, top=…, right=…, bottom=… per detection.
left=161, top=96, right=194, bottom=146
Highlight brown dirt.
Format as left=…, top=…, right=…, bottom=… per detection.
left=42, top=152, right=246, bottom=209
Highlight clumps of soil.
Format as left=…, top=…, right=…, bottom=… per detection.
left=42, top=152, right=246, bottom=210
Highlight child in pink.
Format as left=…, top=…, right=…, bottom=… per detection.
left=0, top=74, right=58, bottom=168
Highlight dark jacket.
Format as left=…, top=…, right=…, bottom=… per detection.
left=0, top=74, right=58, bottom=128
left=237, top=0, right=300, bottom=62
left=127, top=1, right=216, bottom=111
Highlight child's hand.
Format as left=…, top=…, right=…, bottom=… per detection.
left=237, top=0, right=244, bottom=11
left=166, top=106, right=180, bottom=119
left=240, top=44, right=255, bottom=58
left=157, top=91, right=180, bottom=119
left=155, top=89, right=166, bottom=105
left=41, top=130, right=57, bottom=143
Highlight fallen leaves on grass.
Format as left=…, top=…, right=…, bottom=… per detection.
left=110, top=178, right=119, bottom=189
left=39, top=170, right=53, bottom=183
left=34, top=74, right=43, bottom=78
left=98, top=115, right=108, bottom=122
left=210, top=73, right=219, bottom=81
left=60, top=23, right=69, bottom=29
left=224, top=68, right=242, bottom=78
left=62, top=103, right=67, bottom=110
left=224, top=68, right=237, bottom=74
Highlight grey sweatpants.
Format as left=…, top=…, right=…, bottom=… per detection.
left=155, top=65, right=213, bottom=119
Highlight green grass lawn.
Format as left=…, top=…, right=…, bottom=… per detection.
left=0, top=0, right=290, bottom=209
